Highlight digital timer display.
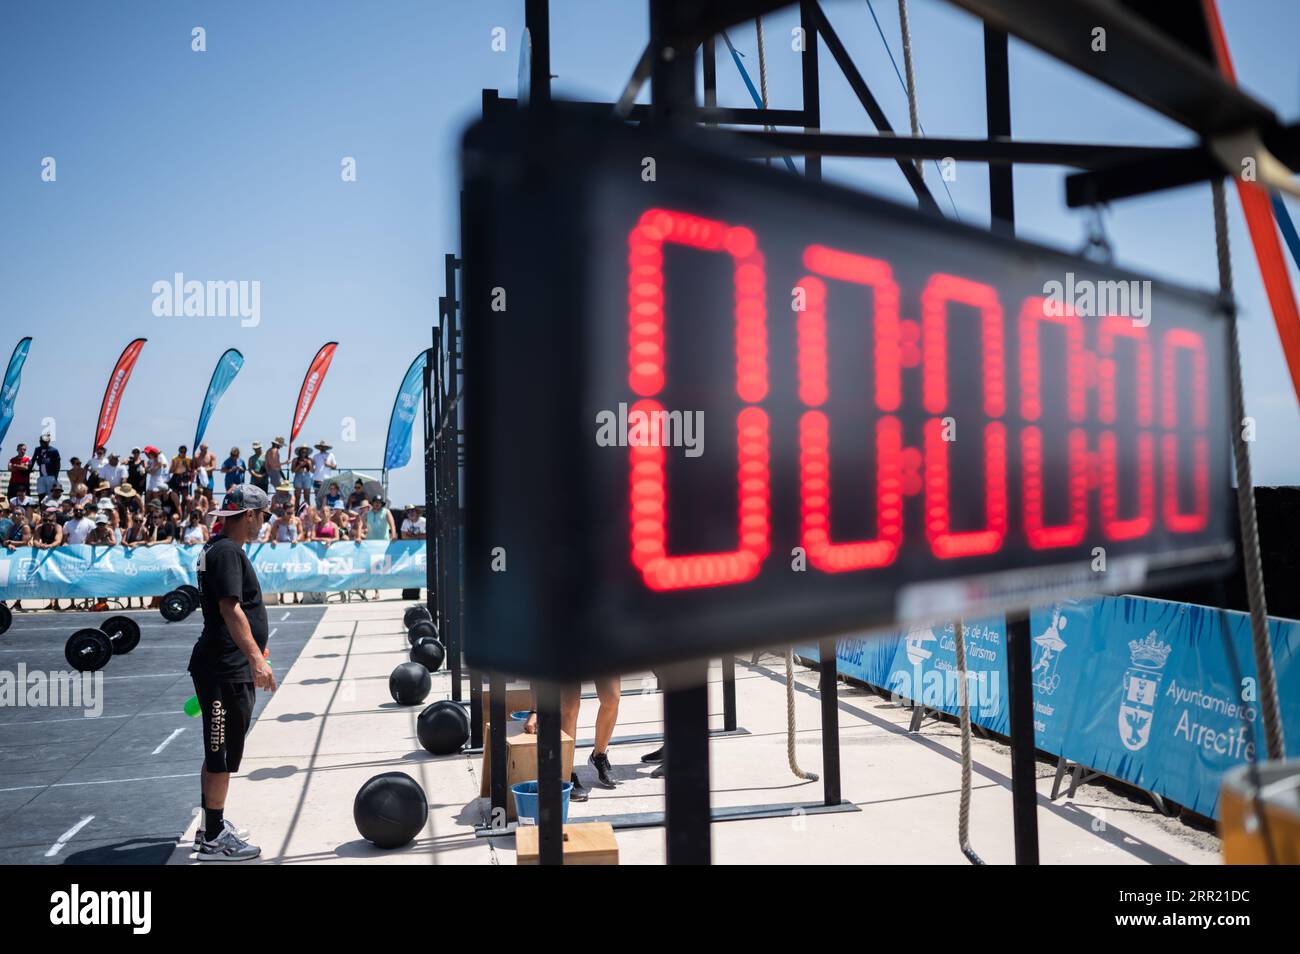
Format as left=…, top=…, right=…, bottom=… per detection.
left=461, top=110, right=1234, bottom=681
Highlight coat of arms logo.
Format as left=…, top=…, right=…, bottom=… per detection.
left=1118, top=630, right=1173, bottom=751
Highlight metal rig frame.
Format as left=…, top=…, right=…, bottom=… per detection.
left=429, top=0, right=1295, bottom=866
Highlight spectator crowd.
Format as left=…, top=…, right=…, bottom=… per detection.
left=2, top=432, right=427, bottom=553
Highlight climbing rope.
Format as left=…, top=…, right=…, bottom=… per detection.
left=896, top=0, right=922, bottom=178
left=953, top=619, right=984, bottom=864
left=720, top=29, right=797, bottom=174
left=785, top=648, right=819, bottom=781
left=863, top=0, right=958, bottom=218
left=1212, top=177, right=1287, bottom=760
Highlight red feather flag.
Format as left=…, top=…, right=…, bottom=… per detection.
left=92, top=338, right=147, bottom=452
left=289, top=342, right=338, bottom=455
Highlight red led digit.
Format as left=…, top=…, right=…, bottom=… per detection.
left=924, top=419, right=1007, bottom=558
left=629, top=400, right=770, bottom=590
left=800, top=245, right=901, bottom=411
left=920, top=274, right=1006, bottom=558
left=793, top=246, right=903, bottom=571
left=921, top=274, right=1005, bottom=417
left=626, top=209, right=771, bottom=590
left=1019, top=296, right=1086, bottom=548
left=626, top=209, right=767, bottom=402
left=1160, top=329, right=1209, bottom=533
left=1098, top=316, right=1154, bottom=540
left=799, top=413, right=903, bottom=571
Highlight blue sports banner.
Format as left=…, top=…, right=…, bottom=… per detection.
left=193, top=348, right=245, bottom=451
left=0, top=540, right=426, bottom=598
left=383, top=350, right=427, bottom=471
left=1034, top=597, right=1300, bottom=818
left=802, top=595, right=1300, bottom=819
left=884, top=616, right=1009, bottom=734
left=0, top=336, right=33, bottom=452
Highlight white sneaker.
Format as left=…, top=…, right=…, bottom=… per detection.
left=195, top=829, right=261, bottom=862
left=192, top=818, right=250, bottom=852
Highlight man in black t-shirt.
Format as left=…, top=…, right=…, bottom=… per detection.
left=188, top=483, right=274, bottom=861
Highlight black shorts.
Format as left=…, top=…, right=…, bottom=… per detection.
left=192, top=676, right=256, bottom=773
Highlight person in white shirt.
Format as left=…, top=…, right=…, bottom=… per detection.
left=99, top=453, right=128, bottom=488
left=400, top=505, right=426, bottom=539
left=310, top=440, right=338, bottom=507
left=88, top=446, right=109, bottom=478
left=145, top=447, right=170, bottom=497
left=9, top=492, right=36, bottom=510
left=62, top=506, right=96, bottom=544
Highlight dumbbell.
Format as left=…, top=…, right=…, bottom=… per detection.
left=65, top=615, right=142, bottom=672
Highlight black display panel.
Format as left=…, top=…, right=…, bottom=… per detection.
left=461, top=109, right=1234, bottom=680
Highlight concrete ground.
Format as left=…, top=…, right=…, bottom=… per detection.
left=163, top=596, right=1220, bottom=865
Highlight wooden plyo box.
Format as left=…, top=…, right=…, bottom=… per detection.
left=516, top=822, right=619, bottom=865
left=480, top=728, right=575, bottom=821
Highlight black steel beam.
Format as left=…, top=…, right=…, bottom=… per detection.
left=663, top=661, right=712, bottom=864
left=985, top=25, right=1014, bottom=235
left=488, top=672, right=508, bottom=827
left=1066, top=145, right=1220, bottom=207
left=731, top=129, right=1183, bottom=168
left=702, top=35, right=717, bottom=114
left=1067, top=120, right=1300, bottom=206
left=536, top=681, right=564, bottom=864
left=525, top=0, right=551, bottom=106
left=817, top=638, right=841, bottom=806
left=806, top=1, right=939, bottom=213
left=650, top=0, right=696, bottom=125
left=799, top=0, right=821, bottom=183
left=946, top=0, right=1276, bottom=137
left=721, top=655, right=737, bottom=732
left=486, top=92, right=808, bottom=127
left=1005, top=612, right=1040, bottom=864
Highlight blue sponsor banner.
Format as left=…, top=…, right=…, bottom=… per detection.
left=803, top=595, right=1300, bottom=818
left=383, top=351, right=426, bottom=471
left=884, top=617, right=1009, bottom=734
left=193, top=348, right=244, bottom=451
left=0, top=540, right=426, bottom=598
left=1037, top=596, right=1300, bottom=818
left=0, top=336, right=33, bottom=452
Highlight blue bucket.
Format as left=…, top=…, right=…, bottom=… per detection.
left=511, top=781, right=573, bottom=825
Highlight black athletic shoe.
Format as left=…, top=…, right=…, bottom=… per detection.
left=650, top=762, right=666, bottom=779
left=640, top=746, right=664, bottom=763
left=568, top=772, right=589, bottom=803
left=589, top=751, right=617, bottom=788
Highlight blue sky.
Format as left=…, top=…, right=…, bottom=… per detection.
left=2, top=0, right=1298, bottom=506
